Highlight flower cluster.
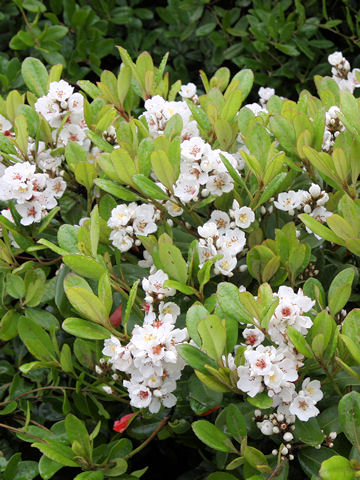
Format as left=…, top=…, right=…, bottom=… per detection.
left=235, top=286, right=322, bottom=422
left=107, top=202, right=160, bottom=252
left=274, top=183, right=331, bottom=238
left=322, top=105, right=345, bottom=152
left=173, top=136, right=242, bottom=203
left=142, top=94, right=199, bottom=140
left=35, top=80, right=87, bottom=147
left=0, top=161, right=66, bottom=225
left=142, top=269, right=176, bottom=304
left=102, top=304, right=188, bottom=413
left=243, top=86, right=275, bottom=116
left=328, top=51, right=360, bottom=93
left=197, top=202, right=255, bottom=276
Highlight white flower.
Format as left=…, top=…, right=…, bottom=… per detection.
left=181, top=137, right=206, bottom=161
left=16, top=201, right=43, bottom=225
left=109, top=230, right=133, bottom=252
left=233, top=206, right=255, bottom=229
left=300, top=378, right=323, bottom=403
left=258, top=87, right=275, bottom=106
left=209, top=210, right=230, bottom=233
left=124, top=381, right=152, bottom=409
left=328, top=51, right=344, bottom=66
left=216, top=228, right=246, bottom=255
left=242, top=326, right=265, bottom=347
left=142, top=269, right=176, bottom=298
left=46, top=177, right=66, bottom=198
left=214, top=254, right=237, bottom=276
left=48, top=80, right=74, bottom=101
left=274, top=191, right=304, bottom=213
left=0, top=114, right=12, bottom=133
left=165, top=199, right=183, bottom=217
left=237, top=365, right=264, bottom=397
left=173, top=174, right=199, bottom=203
left=206, top=172, right=233, bottom=196
left=198, top=222, right=218, bottom=239
left=179, top=83, right=197, bottom=99
left=108, top=204, right=135, bottom=228
left=289, top=394, right=320, bottom=421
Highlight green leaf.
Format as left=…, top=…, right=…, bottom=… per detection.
left=65, top=141, right=87, bottom=171
left=75, top=163, right=97, bottom=191
left=90, top=205, right=100, bottom=257
left=151, top=150, right=175, bottom=190
left=217, top=282, right=253, bottom=324
left=163, top=280, right=199, bottom=296
left=38, top=455, right=62, bottom=480
left=65, top=414, right=91, bottom=459
left=243, top=446, right=271, bottom=473
left=94, top=178, right=141, bottom=201
left=6, top=274, right=25, bottom=299
left=328, top=268, right=354, bottom=316
left=299, top=213, right=346, bottom=245
left=343, top=309, right=360, bottom=344
left=132, top=174, right=170, bottom=200
left=294, top=417, right=324, bottom=446
left=21, top=57, right=48, bottom=97
left=176, top=344, right=217, bottom=374
left=192, top=420, right=237, bottom=453
left=158, top=243, right=187, bottom=284
left=63, top=254, right=106, bottom=279
left=32, top=442, right=79, bottom=467
left=225, top=404, right=247, bottom=442
left=247, top=392, right=273, bottom=409
left=62, top=317, right=110, bottom=340
left=74, top=472, right=104, bottom=480
left=18, top=316, right=57, bottom=362
left=255, top=172, right=288, bottom=209
left=287, top=326, right=314, bottom=358
left=319, top=455, right=355, bottom=480
left=186, top=304, right=209, bottom=346
left=298, top=447, right=335, bottom=478
left=338, top=391, right=360, bottom=448
left=123, top=279, right=140, bottom=328
left=198, top=315, right=226, bottom=360
left=188, top=374, right=223, bottom=414
left=65, top=287, right=108, bottom=325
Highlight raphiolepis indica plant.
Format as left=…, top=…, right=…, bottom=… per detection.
left=1, top=46, right=360, bottom=480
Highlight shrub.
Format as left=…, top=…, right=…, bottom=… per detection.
left=1, top=0, right=360, bottom=97
left=1, top=47, right=360, bottom=479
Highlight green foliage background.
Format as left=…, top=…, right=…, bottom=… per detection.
left=1, top=0, right=360, bottom=97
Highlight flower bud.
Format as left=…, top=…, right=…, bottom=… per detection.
left=283, top=432, right=293, bottom=442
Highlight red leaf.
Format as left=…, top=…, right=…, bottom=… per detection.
left=110, top=304, right=122, bottom=328
left=113, top=412, right=136, bottom=433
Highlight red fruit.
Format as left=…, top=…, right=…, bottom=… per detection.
left=113, top=413, right=136, bottom=433
left=110, top=305, right=122, bottom=328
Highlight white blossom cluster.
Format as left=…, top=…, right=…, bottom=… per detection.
left=274, top=183, right=331, bottom=238
left=107, top=202, right=160, bottom=252
left=322, top=105, right=345, bottom=152
left=102, top=303, right=188, bottom=413
left=35, top=80, right=87, bottom=147
left=328, top=51, right=360, bottom=93
left=0, top=161, right=66, bottom=225
left=234, top=286, right=323, bottom=422
left=142, top=269, right=176, bottom=304
left=243, top=87, right=275, bottom=116
left=173, top=136, right=243, bottom=203
left=142, top=94, right=199, bottom=140
left=197, top=202, right=255, bottom=276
